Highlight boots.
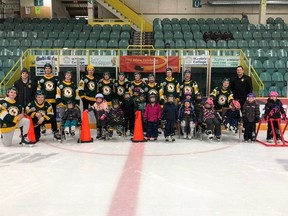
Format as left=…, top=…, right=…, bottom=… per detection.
left=70, top=126, right=76, bottom=136
left=54, top=131, right=61, bottom=140
left=64, top=127, right=69, bottom=135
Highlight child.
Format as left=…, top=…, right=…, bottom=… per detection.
left=199, top=98, right=221, bottom=141
left=87, top=93, right=109, bottom=140
left=162, top=94, right=178, bottom=142
left=223, top=100, right=241, bottom=134
left=135, top=92, right=147, bottom=132
left=264, top=91, right=287, bottom=142
left=61, top=100, right=81, bottom=136
left=107, top=99, right=125, bottom=138
left=143, top=94, right=162, bottom=141
left=179, top=99, right=196, bottom=139
left=242, top=93, right=260, bottom=142
left=120, top=92, right=135, bottom=136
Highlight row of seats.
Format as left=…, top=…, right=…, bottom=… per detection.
left=244, top=48, right=288, bottom=62
left=3, top=17, right=87, bottom=25
left=0, top=38, right=130, bottom=49
left=261, top=86, right=287, bottom=97
left=153, top=17, right=249, bottom=26
left=154, top=23, right=287, bottom=33
left=0, top=31, right=131, bottom=41
left=0, top=23, right=132, bottom=33
left=253, top=59, right=288, bottom=74
left=267, top=17, right=286, bottom=25
left=232, top=31, right=288, bottom=40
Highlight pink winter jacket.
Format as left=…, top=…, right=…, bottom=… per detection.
left=91, top=100, right=108, bottom=112
left=144, top=103, right=162, bottom=122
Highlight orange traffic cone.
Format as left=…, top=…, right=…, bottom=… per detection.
left=26, top=116, right=36, bottom=143
left=78, top=111, right=93, bottom=143
left=131, top=110, right=146, bottom=142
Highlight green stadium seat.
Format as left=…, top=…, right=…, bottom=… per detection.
left=200, top=25, right=209, bottom=33
left=174, top=31, right=183, bottom=40
left=259, top=72, right=272, bottom=88
left=275, top=23, right=283, bottom=31
left=103, top=24, right=112, bottom=32
left=75, top=40, right=86, bottom=48
left=92, top=24, right=102, bottom=32
left=73, top=24, right=83, bottom=32
left=268, top=86, right=281, bottom=95
left=181, top=24, right=190, bottom=32
left=262, top=31, right=272, bottom=40
left=243, top=31, right=253, bottom=40
left=121, top=24, right=131, bottom=32
left=153, top=24, right=162, bottom=32
left=37, top=31, right=47, bottom=39
left=256, top=48, right=267, bottom=62
left=20, top=39, right=31, bottom=49
left=266, top=49, right=278, bottom=61
left=210, top=24, right=219, bottom=32
left=223, top=18, right=232, bottom=24
left=118, top=39, right=129, bottom=49
left=110, top=31, right=120, bottom=40
left=269, top=40, right=279, bottom=48
left=154, top=31, right=164, bottom=40
left=11, top=48, right=23, bottom=57
left=120, top=32, right=130, bottom=40
left=64, top=39, right=75, bottom=48
left=275, top=17, right=284, bottom=24
left=232, top=18, right=241, bottom=24
left=217, top=40, right=227, bottom=48
left=3, top=58, right=16, bottom=73
left=53, top=39, right=64, bottom=48
left=266, top=24, right=275, bottom=32
left=0, top=70, right=5, bottom=80
left=83, top=25, right=92, bottom=32
left=16, top=31, right=27, bottom=38
left=163, top=24, right=172, bottom=32
left=69, top=31, right=79, bottom=40
left=180, top=18, right=188, bottom=24
left=267, top=17, right=275, bottom=25
left=175, top=39, right=185, bottom=49
left=218, top=24, right=228, bottom=33
left=237, top=24, right=247, bottom=31
left=172, top=24, right=181, bottom=32
left=205, top=18, right=214, bottom=25
left=252, top=59, right=263, bottom=73
left=6, top=31, right=16, bottom=38
left=97, top=39, right=108, bottom=48
left=215, top=18, right=223, bottom=25
left=227, top=40, right=237, bottom=49
left=206, top=40, right=216, bottom=48
left=48, top=32, right=58, bottom=39
left=183, top=31, right=193, bottom=41
left=281, top=31, right=288, bottom=39
left=107, top=39, right=118, bottom=48
left=252, top=31, right=262, bottom=40
left=79, top=31, right=90, bottom=40
left=280, top=39, right=288, bottom=48
left=282, top=86, right=287, bottom=97
left=197, top=18, right=206, bottom=25
left=42, top=39, right=53, bottom=48
left=193, top=31, right=203, bottom=40
left=259, top=40, right=269, bottom=50
left=23, top=24, right=34, bottom=31
left=99, top=31, right=110, bottom=40
left=171, top=18, right=179, bottom=25
left=30, top=39, right=42, bottom=48
left=244, top=49, right=256, bottom=59
left=196, top=40, right=206, bottom=48
left=164, top=39, right=175, bottom=48
left=185, top=39, right=196, bottom=48
left=238, top=40, right=249, bottom=49
left=164, top=31, right=173, bottom=40
left=154, top=40, right=164, bottom=49
left=89, top=31, right=99, bottom=40
left=263, top=59, right=275, bottom=74
left=112, top=24, right=121, bottom=33
left=190, top=24, right=200, bottom=32
left=85, top=39, right=97, bottom=49
left=9, top=39, right=20, bottom=48
left=153, top=18, right=161, bottom=26
left=162, top=18, right=171, bottom=25
left=271, top=31, right=281, bottom=40
left=277, top=49, right=288, bottom=62
left=232, top=31, right=242, bottom=40
left=0, top=39, right=9, bottom=47
left=0, top=30, right=6, bottom=38
left=188, top=18, right=197, bottom=25
left=228, top=24, right=238, bottom=32
left=274, top=60, right=286, bottom=74
left=58, top=31, right=69, bottom=40
left=241, top=18, right=249, bottom=24
left=255, top=24, right=265, bottom=32
left=284, top=72, right=288, bottom=81
left=248, top=40, right=259, bottom=49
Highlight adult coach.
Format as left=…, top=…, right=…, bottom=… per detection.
left=230, top=65, right=253, bottom=109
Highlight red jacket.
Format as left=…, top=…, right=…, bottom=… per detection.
left=144, top=103, right=162, bottom=122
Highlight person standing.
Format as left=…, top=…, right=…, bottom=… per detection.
left=145, top=73, right=161, bottom=101
left=114, top=72, right=130, bottom=102
left=129, top=72, right=147, bottom=94
left=78, top=65, right=98, bottom=110
left=97, top=72, right=115, bottom=106
left=13, top=68, right=36, bottom=108
left=230, top=65, right=253, bottom=109
left=179, top=70, right=199, bottom=102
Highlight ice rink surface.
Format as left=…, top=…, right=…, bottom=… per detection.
left=1, top=129, right=288, bottom=216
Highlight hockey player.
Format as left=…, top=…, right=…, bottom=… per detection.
left=78, top=65, right=98, bottom=110
left=210, top=78, right=234, bottom=111
left=242, top=93, right=260, bottom=142
left=87, top=93, right=109, bottom=140
left=0, top=87, right=34, bottom=146
left=37, top=63, right=59, bottom=135
left=26, top=90, right=61, bottom=142
left=129, top=72, right=147, bottom=94
left=160, top=67, right=180, bottom=105
left=97, top=72, right=115, bottom=106
left=114, top=72, right=130, bottom=102
left=107, top=99, right=124, bottom=138
left=179, top=99, right=196, bottom=139
left=144, top=74, right=161, bottom=101
left=180, top=70, right=199, bottom=102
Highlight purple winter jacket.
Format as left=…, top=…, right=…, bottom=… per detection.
left=144, top=103, right=162, bottom=122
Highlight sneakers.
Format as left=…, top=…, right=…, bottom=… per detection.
left=215, top=136, right=221, bottom=141
left=170, top=135, right=175, bottom=142
left=64, top=127, right=69, bottom=135
left=183, top=133, right=188, bottom=139
left=251, top=132, right=256, bottom=141
left=226, top=123, right=230, bottom=131
left=266, top=138, right=273, bottom=143
left=187, top=135, right=192, bottom=140
left=208, top=134, right=213, bottom=140
left=54, top=131, right=61, bottom=140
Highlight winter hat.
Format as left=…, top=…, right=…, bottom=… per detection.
left=21, top=68, right=29, bottom=74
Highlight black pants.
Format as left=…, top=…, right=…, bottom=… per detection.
left=124, top=117, right=135, bottom=133
left=243, top=122, right=256, bottom=140
left=205, top=118, right=221, bottom=136
left=267, top=119, right=280, bottom=139
left=82, top=98, right=95, bottom=111
left=164, top=120, right=175, bottom=138
left=34, top=119, right=58, bottom=142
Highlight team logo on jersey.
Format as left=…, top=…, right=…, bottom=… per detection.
left=184, top=86, right=192, bottom=93
left=103, top=86, right=111, bottom=95
left=45, top=81, right=55, bottom=91
left=7, top=106, right=19, bottom=116
left=2, top=103, right=7, bottom=108
left=148, top=89, right=158, bottom=95
left=58, top=84, right=64, bottom=90
left=218, top=95, right=227, bottom=105
left=117, top=86, right=125, bottom=96
left=63, top=87, right=73, bottom=98
left=166, top=83, right=175, bottom=93
left=38, top=110, right=46, bottom=116
left=84, top=78, right=89, bottom=83
left=39, top=79, right=44, bottom=83
left=88, top=81, right=95, bottom=90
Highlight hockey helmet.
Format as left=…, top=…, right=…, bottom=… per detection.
left=247, top=93, right=256, bottom=98
left=95, top=93, right=104, bottom=99
left=205, top=98, right=214, bottom=106
left=185, top=91, right=192, bottom=96
left=269, top=91, right=278, bottom=97
left=112, top=99, right=120, bottom=106
left=231, top=100, right=241, bottom=110
left=222, top=77, right=230, bottom=84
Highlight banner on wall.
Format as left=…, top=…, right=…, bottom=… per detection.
left=183, top=56, right=209, bottom=66
left=90, top=56, right=117, bottom=67
left=60, top=56, right=88, bottom=67
left=120, top=56, right=179, bottom=72
left=211, top=56, right=240, bottom=68
left=35, top=55, right=59, bottom=76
